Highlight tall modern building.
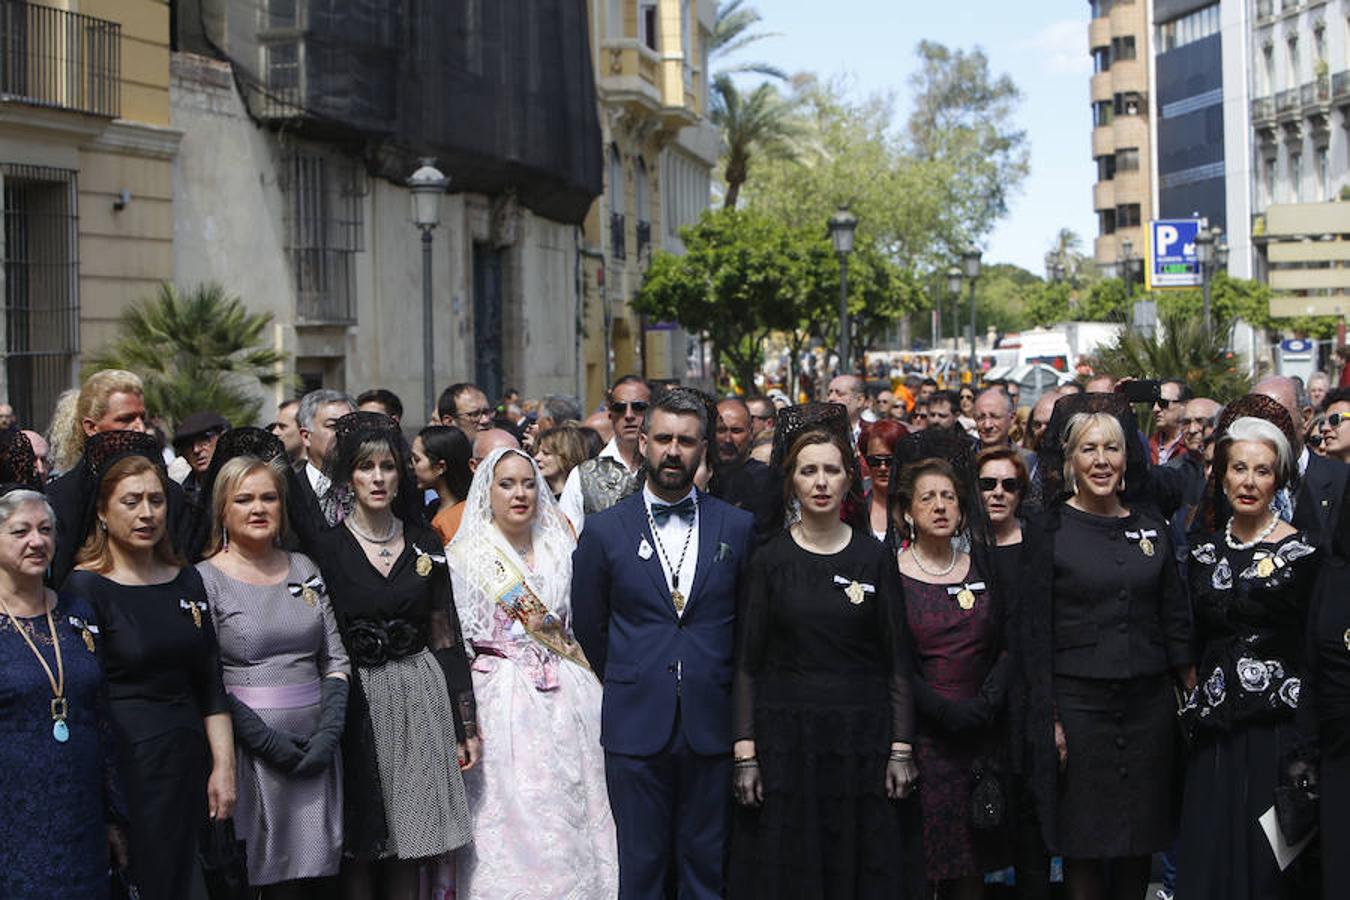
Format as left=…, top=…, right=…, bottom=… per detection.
left=1249, top=0, right=1350, bottom=319
left=1090, top=0, right=1155, bottom=276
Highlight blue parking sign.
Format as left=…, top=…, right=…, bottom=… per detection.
left=1147, top=219, right=1202, bottom=288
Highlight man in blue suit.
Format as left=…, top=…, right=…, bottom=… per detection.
left=573, top=386, right=755, bottom=899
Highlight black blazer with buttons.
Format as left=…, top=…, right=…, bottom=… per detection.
left=1295, top=452, right=1348, bottom=553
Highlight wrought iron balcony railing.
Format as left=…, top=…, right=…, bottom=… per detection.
left=0, top=0, right=120, bottom=118
left=610, top=212, right=626, bottom=261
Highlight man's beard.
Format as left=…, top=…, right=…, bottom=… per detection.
left=651, top=458, right=696, bottom=492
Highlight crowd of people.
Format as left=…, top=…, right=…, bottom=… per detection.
left=0, top=362, right=1346, bottom=900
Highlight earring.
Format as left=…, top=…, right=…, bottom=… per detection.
left=98, top=519, right=107, bottom=532
left=1070, top=475, right=1078, bottom=495
left=903, top=514, right=916, bottom=540
left=1118, top=475, right=1127, bottom=494
left=222, top=530, right=230, bottom=552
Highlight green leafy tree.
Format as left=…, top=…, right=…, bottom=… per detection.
left=1092, top=308, right=1250, bottom=402
left=635, top=209, right=807, bottom=389
left=1023, top=281, right=1073, bottom=329
left=88, top=282, right=287, bottom=428
left=907, top=41, right=1030, bottom=242
left=1078, top=279, right=1130, bottom=322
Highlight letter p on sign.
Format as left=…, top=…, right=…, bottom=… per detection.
left=1157, top=225, right=1178, bottom=256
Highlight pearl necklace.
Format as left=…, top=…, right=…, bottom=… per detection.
left=1224, top=514, right=1279, bottom=551
left=909, top=543, right=958, bottom=577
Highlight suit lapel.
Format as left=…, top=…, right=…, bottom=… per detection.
left=686, top=493, right=723, bottom=613
left=620, top=495, right=673, bottom=605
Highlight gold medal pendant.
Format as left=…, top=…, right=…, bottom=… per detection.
left=1256, top=557, right=1276, bottom=579
left=1343, top=629, right=1350, bottom=652
left=1139, top=537, right=1154, bottom=557
left=416, top=554, right=433, bottom=577
left=845, top=580, right=866, bottom=605
left=671, top=589, right=687, bottom=614
left=301, top=586, right=318, bottom=607
left=81, top=629, right=95, bottom=653
left=956, top=588, right=976, bottom=610
left=190, top=604, right=202, bottom=629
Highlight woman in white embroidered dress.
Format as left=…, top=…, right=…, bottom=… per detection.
left=446, top=447, right=617, bottom=898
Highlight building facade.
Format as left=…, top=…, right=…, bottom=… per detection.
left=171, top=0, right=603, bottom=418
left=1090, top=0, right=1156, bottom=275
left=582, top=0, right=718, bottom=411
left=1249, top=0, right=1350, bottom=318
left=0, top=0, right=180, bottom=429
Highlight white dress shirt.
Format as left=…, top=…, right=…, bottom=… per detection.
left=643, top=484, right=699, bottom=618
left=305, top=460, right=330, bottom=499
left=559, top=437, right=639, bottom=534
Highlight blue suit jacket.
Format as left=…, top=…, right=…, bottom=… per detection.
left=572, top=490, right=755, bottom=757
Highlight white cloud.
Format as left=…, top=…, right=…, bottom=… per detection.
left=1021, top=20, right=1092, bottom=77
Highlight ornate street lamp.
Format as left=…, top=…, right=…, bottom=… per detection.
left=408, top=159, right=450, bottom=421
left=946, top=266, right=963, bottom=351
left=1195, top=226, right=1216, bottom=340
left=828, top=205, right=858, bottom=372
left=962, top=248, right=982, bottom=381
left=1119, top=237, right=1135, bottom=300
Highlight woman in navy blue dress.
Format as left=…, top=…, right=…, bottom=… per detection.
left=0, top=486, right=124, bottom=898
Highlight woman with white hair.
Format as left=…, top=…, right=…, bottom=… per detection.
left=0, top=487, right=124, bottom=897
left=445, top=446, right=617, bottom=898
left=1176, top=398, right=1321, bottom=900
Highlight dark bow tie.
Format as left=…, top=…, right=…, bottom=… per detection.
left=651, top=497, right=696, bottom=525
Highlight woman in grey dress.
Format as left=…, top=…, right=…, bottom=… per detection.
left=196, top=433, right=351, bottom=898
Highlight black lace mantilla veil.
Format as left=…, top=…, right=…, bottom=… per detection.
left=769, top=402, right=863, bottom=523
left=1034, top=391, right=1149, bottom=510
left=76, top=430, right=167, bottom=547
left=324, top=411, right=423, bottom=525
left=1202, top=393, right=1298, bottom=533
left=186, top=426, right=288, bottom=558
left=0, top=429, right=41, bottom=492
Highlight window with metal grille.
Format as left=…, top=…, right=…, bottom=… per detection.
left=280, top=151, right=366, bottom=323
left=0, top=163, right=79, bottom=429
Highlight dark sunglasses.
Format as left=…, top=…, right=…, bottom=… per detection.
left=1153, top=398, right=1174, bottom=409
left=608, top=400, right=650, bottom=416
left=1326, top=412, right=1347, bottom=428
left=978, top=476, right=1022, bottom=493
left=864, top=454, right=892, bottom=470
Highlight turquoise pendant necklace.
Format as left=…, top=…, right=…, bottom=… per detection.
left=1, top=595, right=69, bottom=743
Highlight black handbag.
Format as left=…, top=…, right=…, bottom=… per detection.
left=199, top=818, right=251, bottom=900
left=970, top=757, right=1006, bottom=830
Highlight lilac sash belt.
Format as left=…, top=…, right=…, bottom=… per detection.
left=226, top=679, right=322, bottom=710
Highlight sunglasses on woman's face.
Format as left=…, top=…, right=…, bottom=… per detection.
left=1325, top=412, right=1347, bottom=429
left=864, top=454, right=892, bottom=470
left=978, top=476, right=1022, bottom=493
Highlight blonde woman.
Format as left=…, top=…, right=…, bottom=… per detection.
left=196, top=429, right=350, bottom=897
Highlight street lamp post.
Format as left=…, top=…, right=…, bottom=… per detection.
left=1195, top=226, right=1218, bottom=340
left=828, top=205, right=858, bottom=373
left=408, top=159, right=450, bottom=422
left=946, top=266, right=963, bottom=353
left=962, top=248, right=982, bottom=382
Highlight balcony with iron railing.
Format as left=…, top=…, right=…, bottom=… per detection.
left=1252, top=95, right=1276, bottom=122
left=1276, top=87, right=1301, bottom=116
left=0, top=0, right=120, bottom=118
left=1255, top=0, right=1275, bottom=18
left=1334, top=71, right=1350, bottom=101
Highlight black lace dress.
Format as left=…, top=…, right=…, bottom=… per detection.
left=1175, top=530, right=1320, bottom=900
left=729, top=529, right=914, bottom=899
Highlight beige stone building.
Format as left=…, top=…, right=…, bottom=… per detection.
left=1089, top=0, right=1154, bottom=275
left=0, top=0, right=179, bottom=428
left=582, top=0, right=719, bottom=411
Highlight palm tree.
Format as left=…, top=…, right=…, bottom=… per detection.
left=713, top=74, right=803, bottom=209
left=88, top=282, right=288, bottom=428
left=710, top=0, right=786, bottom=80
left=1092, top=308, right=1251, bottom=402
left=1044, top=228, right=1084, bottom=282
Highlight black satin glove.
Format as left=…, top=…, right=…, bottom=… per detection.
left=733, top=760, right=763, bottom=807
left=886, top=757, right=918, bottom=800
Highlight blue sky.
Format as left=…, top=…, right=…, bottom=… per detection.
left=735, top=0, right=1095, bottom=276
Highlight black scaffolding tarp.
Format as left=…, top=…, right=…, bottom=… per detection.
left=182, top=0, right=603, bottom=224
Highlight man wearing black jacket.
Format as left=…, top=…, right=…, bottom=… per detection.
left=708, top=397, right=782, bottom=546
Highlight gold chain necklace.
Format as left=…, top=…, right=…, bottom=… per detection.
left=0, top=594, right=68, bottom=743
